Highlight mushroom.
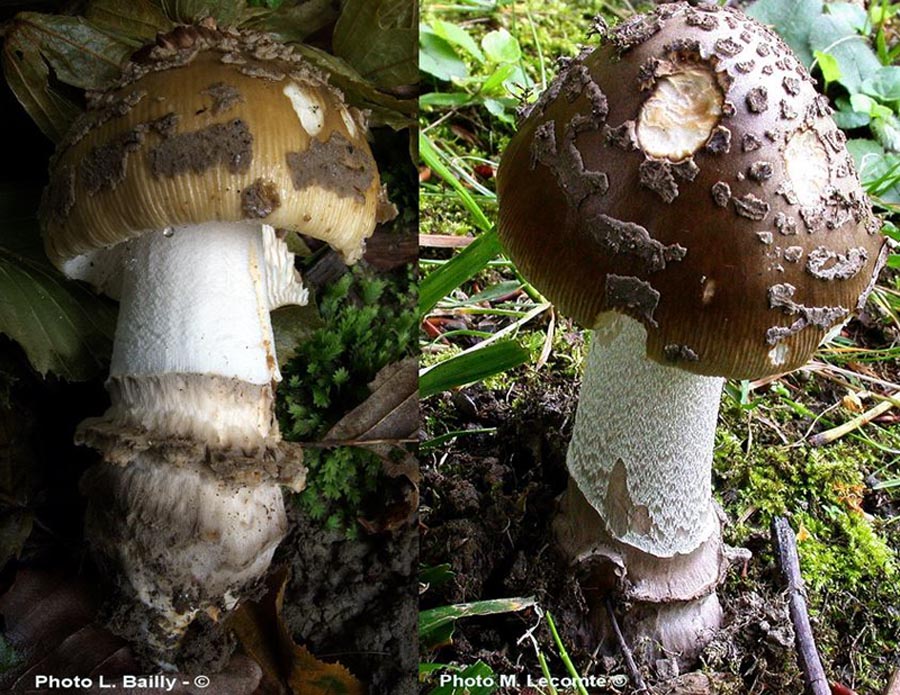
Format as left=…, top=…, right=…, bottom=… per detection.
left=497, top=2, right=886, bottom=667
left=39, top=22, right=384, bottom=666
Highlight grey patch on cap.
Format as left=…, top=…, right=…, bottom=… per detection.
left=711, top=181, right=731, bottom=207
left=588, top=214, right=687, bottom=273
left=285, top=131, right=374, bottom=202
left=757, top=231, right=773, bottom=244
left=531, top=119, right=610, bottom=208
left=746, top=87, right=768, bottom=113
left=766, top=282, right=847, bottom=344
left=604, top=121, right=639, bottom=151
left=705, top=126, right=732, bottom=154
left=663, top=344, right=700, bottom=362
left=605, top=274, right=661, bottom=327
left=639, top=159, right=678, bottom=203
left=741, top=133, right=762, bottom=152
left=715, top=38, right=743, bottom=57
left=783, top=76, right=801, bottom=95
left=805, top=246, right=868, bottom=281
left=733, top=193, right=770, bottom=221
left=149, top=119, right=253, bottom=178
left=202, top=82, right=244, bottom=115
left=783, top=246, right=803, bottom=263
left=748, top=161, right=773, bottom=182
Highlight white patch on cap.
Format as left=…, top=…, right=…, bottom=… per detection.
left=283, top=83, right=325, bottom=136
left=637, top=68, right=723, bottom=161
left=768, top=343, right=789, bottom=367
left=784, top=129, right=830, bottom=207
left=340, top=107, right=357, bottom=138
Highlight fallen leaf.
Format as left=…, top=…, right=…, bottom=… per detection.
left=0, top=569, right=261, bottom=694
left=324, top=356, right=417, bottom=450
left=230, top=569, right=364, bottom=695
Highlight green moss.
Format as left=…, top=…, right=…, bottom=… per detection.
left=278, top=264, right=416, bottom=532
left=714, top=398, right=900, bottom=689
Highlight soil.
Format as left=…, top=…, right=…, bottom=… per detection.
left=420, top=377, right=802, bottom=694
left=280, top=489, right=418, bottom=695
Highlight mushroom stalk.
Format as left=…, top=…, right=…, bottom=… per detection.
left=556, top=315, right=731, bottom=665
left=104, top=221, right=306, bottom=446
left=75, top=221, right=308, bottom=667
left=566, top=315, right=722, bottom=557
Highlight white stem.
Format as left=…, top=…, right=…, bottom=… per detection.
left=104, top=221, right=307, bottom=446
left=567, top=315, right=723, bottom=557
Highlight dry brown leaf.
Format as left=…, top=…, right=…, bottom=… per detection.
left=230, top=569, right=364, bottom=695
left=325, top=357, right=417, bottom=445
left=0, top=569, right=261, bottom=694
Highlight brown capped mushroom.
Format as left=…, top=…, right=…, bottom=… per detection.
left=497, top=1, right=886, bottom=667
left=39, top=21, right=385, bottom=667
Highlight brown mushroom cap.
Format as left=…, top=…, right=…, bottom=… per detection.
left=497, top=2, right=886, bottom=379
left=41, top=23, right=382, bottom=269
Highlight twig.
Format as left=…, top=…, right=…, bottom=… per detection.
left=808, top=398, right=896, bottom=446
left=771, top=517, right=831, bottom=695
left=419, top=234, right=474, bottom=248
left=604, top=597, right=649, bottom=694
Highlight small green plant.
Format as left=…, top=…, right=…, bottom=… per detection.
left=278, top=264, right=416, bottom=532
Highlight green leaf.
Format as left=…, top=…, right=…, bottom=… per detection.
left=825, top=2, right=869, bottom=32
left=0, top=187, right=116, bottom=380
left=243, top=0, right=339, bottom=43
left=861, top=66, right=900, bottom=102
left=1, top=12, right=132, bottom=141
left=333, top=0, right=417, bottom=88
left=813, top=50, right=841, bottom=86
left=158, top=0, right=254, bottom=25
left=833, top=97, right=870, bottom=129
left=481, top=28, right=520, bottom=63
left=809, top=14, right=881, bottom=94
left=271, top=303, right=324, bottom=367
left=419, top=230, right=501, bottom=317
left=419, top=597, right=536, bottom=650
left=746, top=0, right=823, bottom=67
left=419, top=340, right=530, bottom=398
left=430, top=19, right=484, bottom=62
left=850, top=92, right=893, bottom=119
left=480, top=63, right=516, bottom=94
left=85, top=0, right=174, bottom=45
left=420, top=30, right=469, bottom=81
left=419, top=92, right=477, bottom=108
left=419, top=134, right=492, bottom=232
left=871, top=113, right=900, bottom=152
left=847, top=138, right=900, bottom=203
left=289, top=43, right=415, bottom=129
left=420, top=563, right=454, bottom=588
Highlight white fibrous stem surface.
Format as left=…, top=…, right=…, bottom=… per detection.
left=82, top=458, right=287, bottom=665
left=566, top=315, right=723, bottom=558
left=105, top=221, right=307, bottom=447
left=70, top=221, right=309, bottom=665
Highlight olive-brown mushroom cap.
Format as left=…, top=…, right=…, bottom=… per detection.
left=498, top=2, right=886, bottom=380
left=41, top=25, right=382, bottom=269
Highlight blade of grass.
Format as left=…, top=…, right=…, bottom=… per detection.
left=420, top=132, right=492, bottom=232
left=419, top=228, right=503, bottom=316
left=545, top=611, right=588, bottom=695
left=419, top=339, right=530, bottom=397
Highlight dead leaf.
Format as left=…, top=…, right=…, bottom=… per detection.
left=363, top=230, right=417, bottom=270
left=0, top=569, right=261, bottom=694
left=324, top=356, right=417, bottom=448
left=230, top=569, right=364, bottom=695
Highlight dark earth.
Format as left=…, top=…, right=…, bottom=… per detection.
left=419, top=367, right=808, bottom=694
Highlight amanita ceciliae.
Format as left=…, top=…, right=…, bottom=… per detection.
left=498, top=2, right=886, bottom=668
left=39, top=22, right=386, bottom=666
